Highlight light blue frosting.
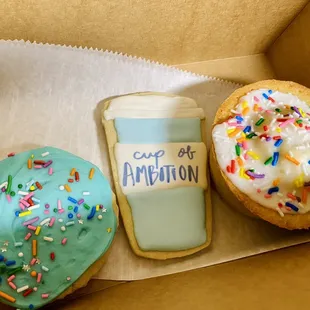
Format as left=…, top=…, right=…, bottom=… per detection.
left=0, top=147, right=117, bottom=309
left=127, top=187, right=207, bottom=251
left=115, top=118, right=202, bottom=143
left=114, top=116, right=207, bottom=251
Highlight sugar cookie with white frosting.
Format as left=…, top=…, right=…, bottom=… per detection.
left=102, top=92, right=212, bottom=259
left=211, top=80, right=310, bottom=229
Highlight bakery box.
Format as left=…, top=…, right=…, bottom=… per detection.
left=1, top=0, right=310, bottom=309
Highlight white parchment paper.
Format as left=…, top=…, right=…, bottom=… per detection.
left=0, top=40, right=309, bottom=281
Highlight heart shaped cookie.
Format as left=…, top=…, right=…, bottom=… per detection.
left=0, top=147, right=117, bottom=309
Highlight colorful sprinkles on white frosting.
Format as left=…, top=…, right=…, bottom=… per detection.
left=212, top=89, right=310, bottom=217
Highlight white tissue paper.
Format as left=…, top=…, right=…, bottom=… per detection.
left=0, top=40, right=310, bottom=281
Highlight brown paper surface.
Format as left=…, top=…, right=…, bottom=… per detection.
left=51, top=243, right=310, bottom=310
left=268, top=2, right=310, bottom=87
left=0, top=0, right=308, bottom=64
left=176, top=54, right=276, bottom=84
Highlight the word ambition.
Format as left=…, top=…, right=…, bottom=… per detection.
left=122, top=146, right=200, bottom=187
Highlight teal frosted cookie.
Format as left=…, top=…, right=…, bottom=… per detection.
left=0, top=147, right=117, bottom=309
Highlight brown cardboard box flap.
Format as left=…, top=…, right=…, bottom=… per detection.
left=0, top=0, right=307, bottom=64
left=268, top=2, right=310, bottom=87
left=52, top=243, right=310, bottom=310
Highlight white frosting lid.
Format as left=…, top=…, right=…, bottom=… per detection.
left=107, top=95, right=197, bottom=110
left=104, top=94, right=205, bottom=120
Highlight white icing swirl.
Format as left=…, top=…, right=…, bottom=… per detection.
left=104, top=95, right=205, bottom=120
left=107, top=95, right=197, bottom=110
left=212, top=89, right=310, bottom=216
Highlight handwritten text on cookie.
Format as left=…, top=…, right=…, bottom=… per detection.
left=115, top=143, right=207, bottom=193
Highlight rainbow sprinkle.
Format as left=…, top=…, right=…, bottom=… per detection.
left=0, top=149, right=109, bottom=308
left=214, top=88, right=310, bottom=217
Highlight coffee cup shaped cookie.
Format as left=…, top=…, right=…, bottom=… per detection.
left=102, top=92, right=212, bottom=259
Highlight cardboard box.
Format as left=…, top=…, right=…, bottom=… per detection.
left=1, top=0, right=310, bottom=309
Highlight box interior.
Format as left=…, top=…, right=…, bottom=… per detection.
left=49, top=242, right=310, bottom=310
left=268, top=2, right=310, bottom=87
left=1, top=0, right=308, bottom=66
left=1, top=0, right=310, bottom=309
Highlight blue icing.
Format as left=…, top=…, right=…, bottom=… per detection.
left=0, top=147, right=117, bottom=309
left=127, top=187, right=207, bottom=251
left=114, top=118, right=202, bottom=143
